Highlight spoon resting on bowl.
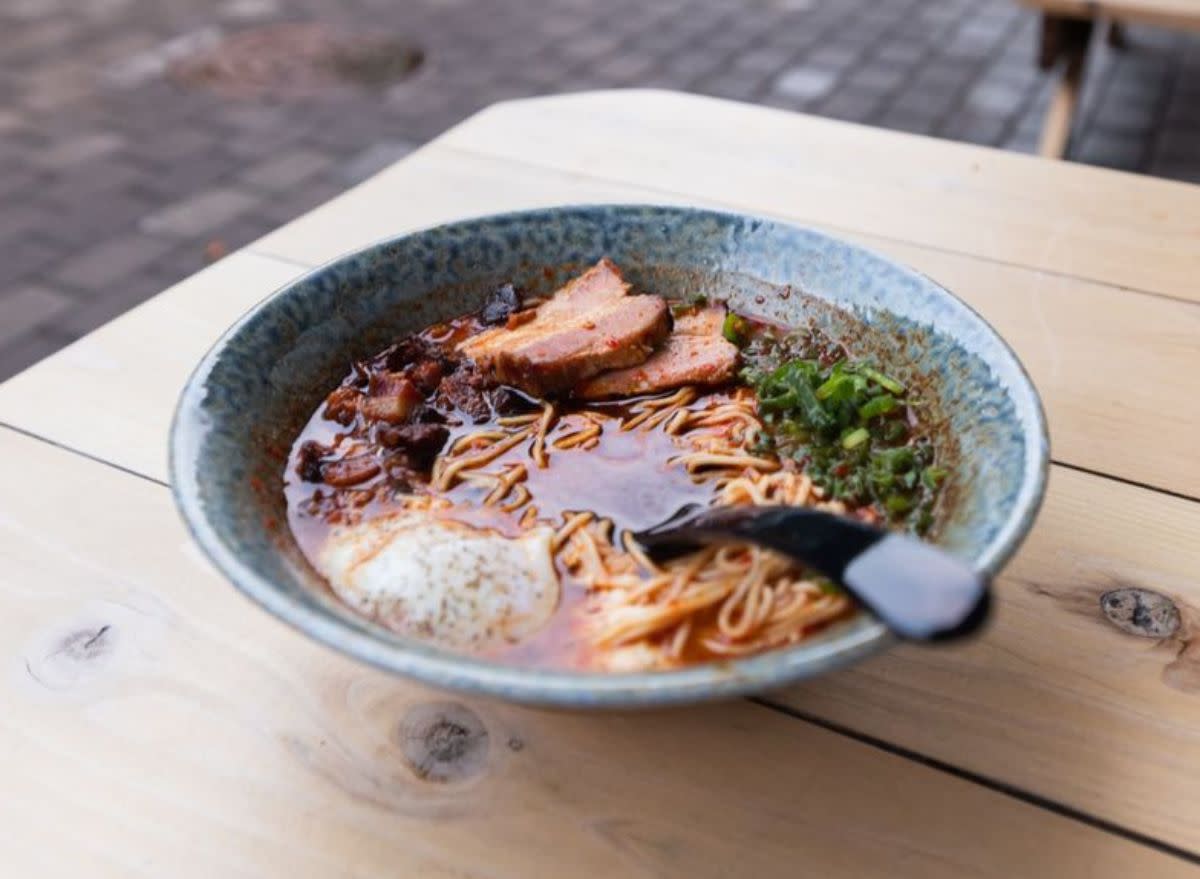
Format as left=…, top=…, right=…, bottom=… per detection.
left=633, top=504, right=990, bottom=642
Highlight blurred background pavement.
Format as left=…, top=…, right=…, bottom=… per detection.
left=2, top=0, right=1198, bottom=379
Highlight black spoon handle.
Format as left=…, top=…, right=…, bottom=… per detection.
left=633, top=505, right=990, bottom=641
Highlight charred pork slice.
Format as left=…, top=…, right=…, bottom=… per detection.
left=576, top=304, right=740, bottom=399
left=458, top=258, right=670, bottom=396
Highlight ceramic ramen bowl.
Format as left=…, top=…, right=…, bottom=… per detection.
left=170, top=205, right=1048, bottom=707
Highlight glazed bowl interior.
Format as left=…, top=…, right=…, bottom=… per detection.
left=171, top=205, right=1048, bottom=707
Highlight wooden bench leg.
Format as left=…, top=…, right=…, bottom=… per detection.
left=1038, top=48, right=1085, bottom=158
left=1035, top=15, right=1094, bottom=159
left=1107, top=20, right=1129, bottom=49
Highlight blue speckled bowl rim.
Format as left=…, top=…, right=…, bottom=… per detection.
left=170, top=204, right=1049, bottom=708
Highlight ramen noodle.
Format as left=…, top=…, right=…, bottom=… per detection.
left=286, top=259, right=948, bottom=671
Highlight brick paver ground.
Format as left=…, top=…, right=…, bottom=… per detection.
left=3, top=0, right=1199, bottom=380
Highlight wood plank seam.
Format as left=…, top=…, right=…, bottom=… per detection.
left=331, top=144, right=1200, bottom=312
left=6, top=338, right=1200, bottom=511
left=5, top=418, right=1199, bottom=866
left=752, top=697, right=1200, bottom=868
left=0, top=419, right=167, bottom=489
left=242, top=250, right=313, bottom=272
left=1054, top=459, right=1200, bottom=506
left=6, top=95, right=1199, bottom=873
left=427, top=92, right=1200, bottom=303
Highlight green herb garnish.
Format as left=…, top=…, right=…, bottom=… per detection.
left=857, top=365, right=905, bottom=395
left=858, top=393, right=897, bottom=421
left=841, top=427, right=870, bottom=449
left=722, top=311, right=751, bottom=347
left=740, top=332, right=944, bottom=532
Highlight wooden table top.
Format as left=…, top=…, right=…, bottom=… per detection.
left=1018, top=0, right=1200, bottom=32
left=3, top=90, right=1199, bottom=878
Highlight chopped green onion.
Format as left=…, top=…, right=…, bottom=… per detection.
left=741, top=334, right=946, bottom=530
left=858, top=393, right=897, bottom=421
left=921, top=466, right=947, bottom=490
left=873, top=446, right=915, bottom=473
left=792, top=381, right=833, bottom=431
left=722, top=312, right=750, bottom=346
left=816, top=366, right=869, bottom=405
left=841, top=427, right=870, bottom=449
left=815, top=373, right=844, bottom=401
left=858, top=365, right=905, bottom=394
left=759, top=361, right=830, bottom=431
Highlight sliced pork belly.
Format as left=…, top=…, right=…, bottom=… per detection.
left=576, top=304, right=739, bottom=399
left=672, top=304, right=728, bottom=337
left=459, top=258, right=670, bottom=397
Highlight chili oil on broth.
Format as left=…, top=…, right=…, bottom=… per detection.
left=283, top=284, right=944, bottom=673
left=285, top=385, right=792, bottom=670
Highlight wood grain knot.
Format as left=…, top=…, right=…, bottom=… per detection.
left=57, top=625, right=115, bottom=662
left=397, top=702, right=489, bottom=783
left=24, top=624, right=117, bottom=691
left=1100, top=589, right=1180, bottom=639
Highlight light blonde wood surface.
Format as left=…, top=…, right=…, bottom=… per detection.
left=432, top=91, right=1200, bottom=302
left=0, top=251, right=303, bottom=480
left=3, top=91, right=1200, bottom=872
left=1019, top=0, right=1200, bottom=32
left=7, top=427, right=1192, bottom=879
left=4, top=112, right=1200, bottom=850
left=7, top=147, right=1197, bottom=499
left=8, top=259, right=1200, bottom=840
left=776, top=465, right=1200, bottom=849
left=253, top=147, right=1200, bottom=499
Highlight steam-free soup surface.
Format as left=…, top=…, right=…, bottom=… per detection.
left=285, top=259, right=948, bottom=671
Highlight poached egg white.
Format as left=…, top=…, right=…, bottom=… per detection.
left=317, top=511, right=560, bottom=650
